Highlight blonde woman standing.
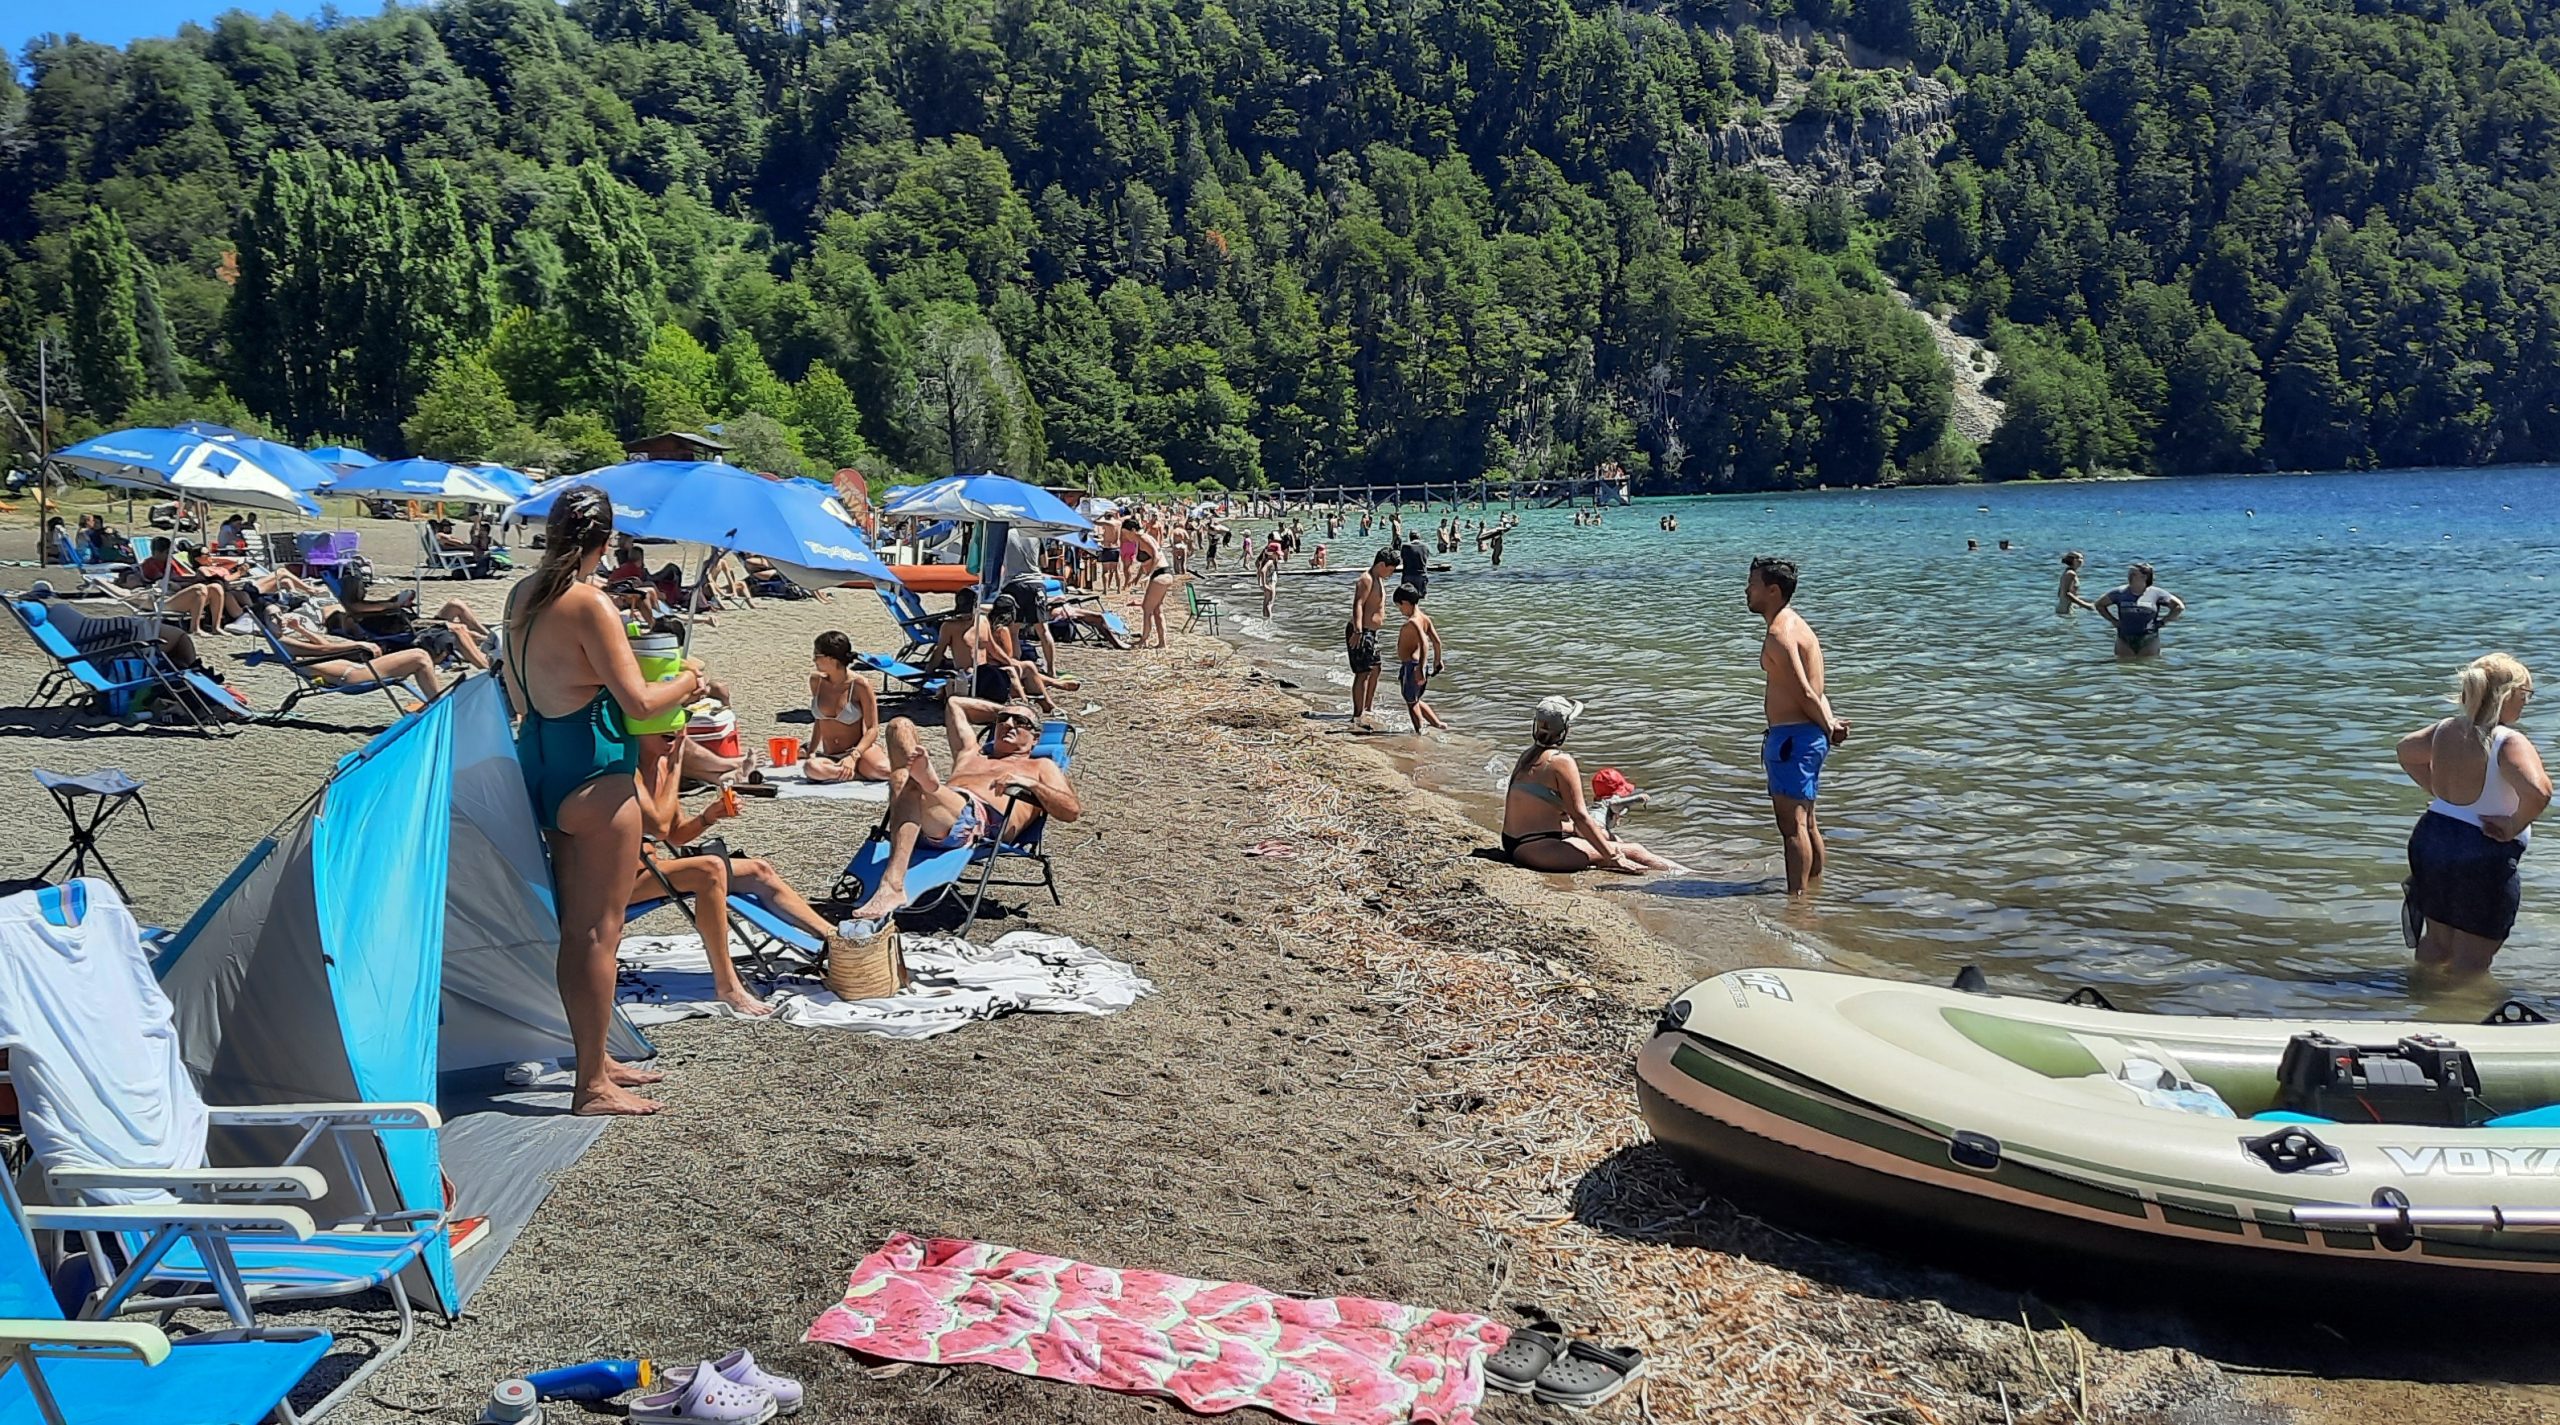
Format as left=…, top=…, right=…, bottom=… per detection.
left=2396, top=653, right=2550, bottom=975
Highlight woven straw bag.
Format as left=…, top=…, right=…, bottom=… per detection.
left=825, top=921, right=909, bottom=1001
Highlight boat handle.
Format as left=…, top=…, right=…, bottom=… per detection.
left=2060, top=986, right=2119, bottom=1011
left=2481, top=999, right=2549, bottom=1025
left=2294, top=1205, right=2560, bottom=1232
left=2243, top=1125, right=2344, bottom=1174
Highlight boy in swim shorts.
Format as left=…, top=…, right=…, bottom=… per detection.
left=1749, top=556, right=1849, bottom=895
left=1392, top=584, right=1446, bottom=733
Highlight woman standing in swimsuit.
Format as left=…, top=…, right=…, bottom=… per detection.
left=2397, top=653, right=2549, bottom=977
left=1127, top=526, right=1174, bottom=649
left=1500, top=697, right=1675, bottom=874
left=505, top=487, right=703, bottom=1116
left=2094, top=561, right=2181, bottom=657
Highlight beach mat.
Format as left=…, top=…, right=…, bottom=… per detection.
left=432, top=1072, right=614, bottom=1308
left=760, top=766, right=889, bottom=802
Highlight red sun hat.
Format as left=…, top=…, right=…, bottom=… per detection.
left=1591, top=767, right=1634, bottom=800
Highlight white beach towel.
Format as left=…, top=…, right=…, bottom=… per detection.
left=614, top=930, right=1152, bottom=1038
left=758, top=766, right=890, bottom=802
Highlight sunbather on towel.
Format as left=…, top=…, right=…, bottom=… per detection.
left=805, top=631, right=890, bottom=783
left=847, top=697, right=1083, bottom=921
left=631, top=730, right=840, bottom=1015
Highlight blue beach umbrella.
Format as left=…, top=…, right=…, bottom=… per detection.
left=331, top=458, right=530, bottom=505
left=307, top=445, right=381, bottom=472
left=507, top=460, right=896, bottom=586
left=51, top=427, right=323, bottom=516
left=882, top=472, right=1094, bottom=533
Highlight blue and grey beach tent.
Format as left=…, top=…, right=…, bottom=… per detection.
left=154, top=674, right=651, bottom=1313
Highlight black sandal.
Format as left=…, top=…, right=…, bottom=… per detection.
left=1531, top=1340, right=1647, bottom=1410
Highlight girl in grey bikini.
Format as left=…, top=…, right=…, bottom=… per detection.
left=1501, top=697, right=1676, bottom=874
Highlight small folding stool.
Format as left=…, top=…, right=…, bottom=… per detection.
left=32, top=768, right=154, bottom=899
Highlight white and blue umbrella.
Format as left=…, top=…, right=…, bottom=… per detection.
left=508, top=460, right=896, bottom=586
left=51, top=427, right=323, bottom=516
left=331, top=458, right=529, bottom=506
left=882, top=472, right=1093, bottom=533
left=307, top=445, right=381, bottom=472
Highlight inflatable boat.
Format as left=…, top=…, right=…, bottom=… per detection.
left=1637, top=968, right=2560, bottom=1301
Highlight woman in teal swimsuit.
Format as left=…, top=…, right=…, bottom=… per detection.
left=504, top=486, right=703, bottom=1116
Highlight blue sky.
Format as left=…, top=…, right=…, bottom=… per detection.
left=5, top=1, right=328, bottom=63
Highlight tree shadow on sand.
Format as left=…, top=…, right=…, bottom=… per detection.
left=1568, top=1140, right=2560, bottom=1387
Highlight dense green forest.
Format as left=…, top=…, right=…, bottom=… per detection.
left=1, top=0, right=2556, bottom=491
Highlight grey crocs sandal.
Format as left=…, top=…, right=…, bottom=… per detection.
left=1482, top=1320, right=1565, bottom=1395
left=1531, top=1340, right=1647, bottom=1410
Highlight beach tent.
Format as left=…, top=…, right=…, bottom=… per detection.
left=154, top=674, right=651, bottom=1314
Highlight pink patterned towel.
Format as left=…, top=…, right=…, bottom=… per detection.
left=805, top=1232, right=1509, bottom=1425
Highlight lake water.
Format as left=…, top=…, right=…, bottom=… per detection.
left=1217, top=467, right=2560, bottom=1018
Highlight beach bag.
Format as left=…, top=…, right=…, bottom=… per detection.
left=826, top=921, right=909, bottom=1001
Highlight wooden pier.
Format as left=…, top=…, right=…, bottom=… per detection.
left=1260, top=473, right=1631, bottom=510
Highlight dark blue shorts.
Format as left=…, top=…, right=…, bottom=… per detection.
left=1762, top=723, right=1829, bottom=802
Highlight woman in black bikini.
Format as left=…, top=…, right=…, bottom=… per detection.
left=1501, top=697, right=1676, bottom=874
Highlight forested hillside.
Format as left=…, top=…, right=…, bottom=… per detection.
left=1, top=0, right=2555, bottom=491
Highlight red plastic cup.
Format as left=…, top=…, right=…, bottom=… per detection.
left=768, top=735, right=801, bottom=767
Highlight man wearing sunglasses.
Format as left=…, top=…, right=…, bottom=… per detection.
left=846, top=697, right=1082, bottom=923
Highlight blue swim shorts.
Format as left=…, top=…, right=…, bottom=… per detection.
left=1762, top=723, right=1829, bottom=802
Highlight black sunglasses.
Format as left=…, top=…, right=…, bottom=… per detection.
left=997, top=713, right=1039, bottom=730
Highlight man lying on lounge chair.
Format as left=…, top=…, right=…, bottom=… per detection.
left=845, top=697, right=1081, bottom=921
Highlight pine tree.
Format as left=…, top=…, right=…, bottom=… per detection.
left=556, top=162, right=662, bottom=427
left=133, top=259, right=184, bottom=399
left=65, top=207, right=147, bottom=420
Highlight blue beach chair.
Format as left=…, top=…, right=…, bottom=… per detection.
left=237, top=604, right=427, bottom=721
left=0, top=880, right=443, bottom=1423
left=831, top=721, right=1074, bottom=937
left=873, top=583, right=944, bottom=659
left=0, top=1185, right=331, bottom=1425
left=627, top=841, right=826, bottom=982
left=3, top=597, right=247, bottom=736
left=853, top=650, right=950, bottom=698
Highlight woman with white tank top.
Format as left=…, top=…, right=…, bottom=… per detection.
left=2395, top=653, right=2552, bottom=975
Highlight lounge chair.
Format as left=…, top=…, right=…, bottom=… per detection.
left=873, top=584, right=944, bottom=659
left=0, top=1178, right=332, bottom=1425
left=2, top=596, right=246, bottom=736
left=626, top=839, right=824, bottom=983
left=0, top=879, right=444, bottom=1423
left=853, top=650, right=950, bottom=698
left=410, top=522, right=478, bottom=585
left=237, top=605, right=426, bottom=721
left=830, top=720, right=1073, bottom=937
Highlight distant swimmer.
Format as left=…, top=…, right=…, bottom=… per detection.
left=1750, top=556, right=1849, bottom=895
left=2093, top=561, right=2183, bottom=658
left=2396, top=654, right=2549, bottom=976
left=1487, top=525, right=1506, bottom=568
left=1501, top=697, right=1677, bottom=874
left=2056, top=550, right=2094, bottom=615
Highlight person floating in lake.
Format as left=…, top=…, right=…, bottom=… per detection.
left=2056, top=550, right=2093, bottom=615
left=2094, top=561, right=2183, bottom=657
left=2396, top=653, right=2549, bottom=977
left=1501, top=697, right=1676, bottom=873
left=1392, top=584, right=1446, bottom=734
left=1750, top=556, right=1849, bottom=896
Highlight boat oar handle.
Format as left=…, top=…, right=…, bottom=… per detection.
left=2294, top=1204, right=2560, bottom=1232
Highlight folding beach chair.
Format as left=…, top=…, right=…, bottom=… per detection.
left=873, top=583, right=944, bottom=659
left=626, top=839, right=825, bottom=983
left=853, top=650, right=950, bottom=698
left=0, top=1176, right=332, bottom=1425
left=830, top=721, right=1074, bottom=937
left=1184, top=582, right=1223, bottom=635
left=409, top=522, right=478, bottom=586
left=298, top=534, right=370, bottom=605
left=237, top=604, right=426, bottom=721
left=0, top=880, right=444, bottom=1424
left=2, top=597, right=246, bottom=737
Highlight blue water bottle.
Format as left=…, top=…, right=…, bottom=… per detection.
left=524, top=1358, right=653, bottom=1401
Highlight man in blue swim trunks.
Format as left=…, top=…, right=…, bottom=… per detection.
left=1749, top=556, right=1849, bottom=895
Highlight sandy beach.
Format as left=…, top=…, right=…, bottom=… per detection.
left=2, top=517, right=2554, bottom=1424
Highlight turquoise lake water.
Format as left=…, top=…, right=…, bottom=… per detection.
left=1220, top=467, right=2560, bottom=1017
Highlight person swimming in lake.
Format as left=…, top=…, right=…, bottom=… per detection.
left=2094, top=561, right=2183, bottom=657
left=2056, top=551, right=2093, bottom=615
left=1501, top=697, right=1675, bottom=873
left=2396, top=653, right=2549, bottom=976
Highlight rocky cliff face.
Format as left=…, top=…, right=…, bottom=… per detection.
left=1707, top=21, right=1956, bottom=198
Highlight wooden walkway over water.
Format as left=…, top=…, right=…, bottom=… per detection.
left=1266, top=474, right=1630, bottom=509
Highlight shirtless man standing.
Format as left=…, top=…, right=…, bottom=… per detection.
left=1346, top=549, right=1396, bottom=730
left=1748, top=556, right=1849, bottom=895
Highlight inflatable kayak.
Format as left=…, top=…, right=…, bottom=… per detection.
left=1637, top=968, right=2560, bottom=1300
left=889, top=563, right=981, bottom=594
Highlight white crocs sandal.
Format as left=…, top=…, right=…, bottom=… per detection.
left=659, top=1350, right=804, bottom=1417
left=629, top=1359, right=778, bottom=1425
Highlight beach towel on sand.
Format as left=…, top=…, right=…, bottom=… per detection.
left=616, top=931, right=1152, bottom=1037
left=807, top=1233, right=1508, bottom=1425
